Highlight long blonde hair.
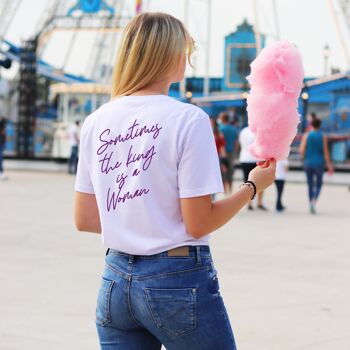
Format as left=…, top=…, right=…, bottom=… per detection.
left=111, top=12, right=194, bottom=98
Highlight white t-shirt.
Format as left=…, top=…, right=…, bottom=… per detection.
left=239, top=126, right=257, bottom=163
left=276, top=159, right=289, bottom=180
left=75, top=94, right=224, bottom=255
left=68, top=124, right=80, bottom=147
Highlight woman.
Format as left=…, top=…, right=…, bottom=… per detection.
left=74, top=13, right=276, bottom=350
left=299, top=118, right=333, bottom=214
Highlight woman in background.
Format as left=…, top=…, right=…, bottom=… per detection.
left=299, top=118, right=333, bottom=214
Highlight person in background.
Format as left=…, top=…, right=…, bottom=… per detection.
left=275, top=159, right=289, bottom=212
left=211, top=117, right=228, bottom=193
left=299, top=118, right=334, bottom=214
left=219, top=112, right=239, bottom=194
left=239, top=126, right=268, bottom=210
left=226, top=107, right=236, bottom=124
left=0, top=117, right=8, bottom=181
left=68, top=120, right=80, bottom=174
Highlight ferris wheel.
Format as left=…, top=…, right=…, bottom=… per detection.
left=0, top=0, right=139, bottom=158
left=33, top=0, right=136, bottom=83
left=0, top=0, right=22, bottom=40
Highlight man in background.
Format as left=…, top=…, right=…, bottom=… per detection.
left=0, top=117, right=8, bottom=181
left=68, top=120, right=80, bottom=175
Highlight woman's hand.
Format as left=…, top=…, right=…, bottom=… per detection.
left=248, top=159, right=276, bottom=192
left=327, top=162, right=334, bottom=175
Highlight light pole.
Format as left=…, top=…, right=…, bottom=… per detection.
left=301, top=91, right=309, bottom=132
left=185, top=90, right=193, bottom=104
left=323, top=44, right=330, bottom=76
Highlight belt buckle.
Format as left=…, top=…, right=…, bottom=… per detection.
left=167, top=246, right=190, bottom=257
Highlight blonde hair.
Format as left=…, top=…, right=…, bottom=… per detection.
left=111, top=12, right=194, bottom=98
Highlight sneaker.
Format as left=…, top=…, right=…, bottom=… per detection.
left=276, top=206, right=285, bottom=213
left=310, top=202, right=316, bottom=214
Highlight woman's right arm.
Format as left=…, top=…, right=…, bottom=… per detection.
left=74, top=191, right=101, bottom=233
left=180, top=159, right=276, bottom=239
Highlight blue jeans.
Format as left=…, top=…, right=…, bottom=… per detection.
left=96, top=246, right=237, bottom=350
left=68, top=145, right=78, bottom=174
left=304, top=165, right=324, bottom=201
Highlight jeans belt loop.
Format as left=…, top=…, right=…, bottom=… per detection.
left=128, top=254, right=134, bottom=264
left=196, top=246, right=201, bottom=265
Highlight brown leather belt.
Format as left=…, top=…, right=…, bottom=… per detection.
left=167, top=246, right=190, bottom=256
left=106, top=246, right=191, bottom=257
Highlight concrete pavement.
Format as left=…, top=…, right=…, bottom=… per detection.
left=0, top=170, right=349, bottom=350
left=3, top=158, right=350, bottom=186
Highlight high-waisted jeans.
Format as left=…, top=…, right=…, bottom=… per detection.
left=96, top=245, right=237, bottom=350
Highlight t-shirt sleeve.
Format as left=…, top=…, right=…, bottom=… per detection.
left=178, top=116, right=224, bottom=198
left=74, top=119, right=95, bottom=194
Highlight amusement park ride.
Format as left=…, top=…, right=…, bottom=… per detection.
left=0, top=0, right=350, bottom=162
left=0, top=0, right=139, bottom=158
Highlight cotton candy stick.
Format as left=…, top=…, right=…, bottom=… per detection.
left=246, top=41, right=304, bottom=161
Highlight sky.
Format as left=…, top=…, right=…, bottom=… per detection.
left=2, top=0, right=350, bottom=80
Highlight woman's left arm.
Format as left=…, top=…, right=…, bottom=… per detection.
left=299, top=133, right=307, bottom=159
left=74, top=191, right=101, bottom=234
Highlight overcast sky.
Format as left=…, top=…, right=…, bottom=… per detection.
left=3, top=0, right=350, bottom=79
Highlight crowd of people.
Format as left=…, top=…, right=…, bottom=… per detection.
left=210, top=109, right=335, bottom=214
left=0, top=108, right=341, bottom=214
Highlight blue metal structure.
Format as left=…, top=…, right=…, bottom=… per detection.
left=304, top=73, right=350, bottom=132
left=304, top=73, right=350, bottom=162
left=67, top=0, right=115, bottom=16
left=222, top=19, right=265, bottom=92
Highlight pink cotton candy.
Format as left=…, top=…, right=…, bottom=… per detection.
left=246, top=41, right=304, bottom=161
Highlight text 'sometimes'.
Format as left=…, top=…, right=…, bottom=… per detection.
left=96, top=119, right=162, bottom=212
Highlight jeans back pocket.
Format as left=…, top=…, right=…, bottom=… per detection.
left=144, top=287, right=197, bottom=339
left=96, top=277, right=115, bottom=326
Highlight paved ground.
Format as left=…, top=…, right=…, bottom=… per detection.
left=5, top=159, right=350, bottom=186
left=0, top=170, right=349, bottom=350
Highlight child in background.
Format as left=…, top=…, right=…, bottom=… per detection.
left=275, top=159, right=289, bottom=212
